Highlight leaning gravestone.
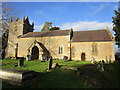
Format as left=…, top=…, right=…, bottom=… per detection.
left=48, top=56, right=52, bottom=70
left=18, top=57, right=24, bottom=67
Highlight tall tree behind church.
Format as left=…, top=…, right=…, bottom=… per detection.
left=41, top=22, right=52, bottom=31
left=112, top=2, right=120, bottom=48
left=41, top=22, right=60, bottom=31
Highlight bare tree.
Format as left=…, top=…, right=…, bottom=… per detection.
left=0, top=1, right=17, bottom=59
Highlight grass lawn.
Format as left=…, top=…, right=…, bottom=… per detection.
left=1, top=58, right=120, bottom=88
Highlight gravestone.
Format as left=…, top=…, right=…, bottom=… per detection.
left=100, top=60, right=105, bottom=72
left=102, top=60, right=105, bottom=64
left=108, top=60, right=111, bottom=63
left=97, top=61, right=101, bottom=69
left=41, top=55, right=46, bottom=62
left=26, top=55, right=31, bottom=61
left=91, top=57, right=95, bottom=64
left=18, top=57, right=24, bottom=67
left=48, top=56, right=52, bottom=70
left=63, top=56, right=68, bottom=62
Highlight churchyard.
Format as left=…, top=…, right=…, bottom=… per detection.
left=0, top=58, right=120, bottom=88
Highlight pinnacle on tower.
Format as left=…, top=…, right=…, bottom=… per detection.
left=15, top=17, right=19, bottom=21
left=10, top=17, right=13, bottom=22
left=25, top=16, right=28, bottom=20
left=32, top=22, right=34, bottom=27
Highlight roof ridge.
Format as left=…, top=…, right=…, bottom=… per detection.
left=34, top=29, right=71, bottom=33
left=73, top=29, right=106, bottom=32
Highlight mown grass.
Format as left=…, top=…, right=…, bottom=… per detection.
left=1, top=58, right=120, bottom=88
left=1, top=58, right=91, bottom=72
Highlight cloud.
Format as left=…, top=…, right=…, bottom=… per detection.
left=60, top=20, right=116, bottom=36
left=86, top=3, right=109, bottom=16
left=34, top=21, right=114, bottom=35
left=60, top=21, right=112, bottom=30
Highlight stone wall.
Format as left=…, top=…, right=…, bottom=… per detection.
left=71, top=41, right=115, bottom=61
left=17, top=35, right=70, bottom=60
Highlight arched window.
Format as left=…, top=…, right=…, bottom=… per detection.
left=58, top=45, right=63, bottom=54
left=92, top=43, right=98, bottom=55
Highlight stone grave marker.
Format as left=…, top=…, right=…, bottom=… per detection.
left=18, top=57, right=24, bottom=67
left=63, top=56, right=68, bottom=62
left=91, top=57, right=95, bottom=64
left=100, top=60, right=105, bottom=72
left=48, top=56, right=52, bottom=70
left=26, top=55, right=31, bottom=61
left=41, top=55, right=46, bottom=62
left=97, top=61, right=101, bottom=69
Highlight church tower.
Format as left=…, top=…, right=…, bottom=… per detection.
left=6, top=16, right=34, bottom=58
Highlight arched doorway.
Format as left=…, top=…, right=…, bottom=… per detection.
left=81, top=53, right=86, bottom=61
left=31, top=46, right=39, bottom=60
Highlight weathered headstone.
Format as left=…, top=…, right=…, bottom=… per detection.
left=41, top=55, right=46, bottom=62
left=100, top=64, right=104, bottom=72
left=18, top=57, right=24, bottom=67
left=26, top=55, right=31, bottom=61
left=63, top=56, right=68, bottom=62
left=91, top=57, right=95, bottom=64
left=102, top=60, right=105, bottom=64
left=100, top=60, right=105, bottom=72
left=108, top=60, right=111, bottom=63
left=48, top=56, right=52, bottom=70
left=97, top=61, right=101, bottom=69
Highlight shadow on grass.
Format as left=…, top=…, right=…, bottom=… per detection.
left=2, top=62, right=120, bottom=88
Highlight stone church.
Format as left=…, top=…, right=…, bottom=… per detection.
left=6, top=16, right=115, bottom=62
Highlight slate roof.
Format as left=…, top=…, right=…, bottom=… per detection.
left=20, top=30, right=70, bottom=38
left=72, top=29, right=112, bottom=42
